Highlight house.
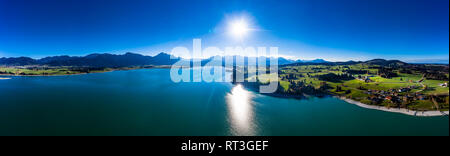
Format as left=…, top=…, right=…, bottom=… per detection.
left=368, top=96, right=383, bottom=104
left=417, top=96, right=425, bottom=100
left=364, top=76, right=373, bottom=83
left=392, top=97, right=402, bottom=104
left=385, top=96, right=393, bottom=101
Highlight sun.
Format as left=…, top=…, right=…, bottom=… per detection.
left=228, top=19, right=249, bottom=38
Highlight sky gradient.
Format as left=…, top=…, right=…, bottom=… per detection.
left=0, top=0, right=448, bottom=63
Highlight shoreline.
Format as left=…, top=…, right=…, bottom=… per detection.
left=0, top=66, right=171, bottom=77
left=338, top=96, right=449, bottom=117
left=239, top=82, right=449, bottom=117
left=0, top=72, right=91, bottom=77
left=3, top=68, right=449, bottom=117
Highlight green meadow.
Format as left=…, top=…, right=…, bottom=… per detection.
left=258, top=64, right=449, bottom=111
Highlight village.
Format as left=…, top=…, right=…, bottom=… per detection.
left=253, top=63, right=450, bottom=111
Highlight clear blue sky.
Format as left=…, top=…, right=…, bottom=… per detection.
left=0, top=0, right=448, bottom=63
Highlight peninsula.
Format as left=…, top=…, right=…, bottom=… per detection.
left=237, top=59, right=449, bottom=113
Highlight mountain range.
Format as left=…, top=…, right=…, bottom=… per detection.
left=0, top=52, right=410, bottom=67
left=0, top=52, right=180, bottom=67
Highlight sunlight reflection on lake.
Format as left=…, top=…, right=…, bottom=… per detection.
left=226, top=84, right=257, bottom=136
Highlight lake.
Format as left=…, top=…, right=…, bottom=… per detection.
left=0, top=69, right=448, bottom=136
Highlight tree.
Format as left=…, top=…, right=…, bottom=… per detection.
left=345, top=90, right=352, bottom=94
left=335, top=86, right=342, bottom=92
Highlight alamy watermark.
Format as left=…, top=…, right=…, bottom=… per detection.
left=169, top=39, right=279, bottom=93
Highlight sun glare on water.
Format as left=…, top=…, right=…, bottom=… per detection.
left=226, top=84, right=256, bottom=136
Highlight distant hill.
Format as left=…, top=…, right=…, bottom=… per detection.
left=363, top=59, right=406, bottom=66
left=298, top=59, right=329, bottom=63
left=282, top=59, right=407, bottom=67
left=198, top=55, right=297, bottom=66
left=0, top=57, right=37, bottom=66
left=0, top=52, right=180, bottom=67
left=150, top=52, right=180, bottom=65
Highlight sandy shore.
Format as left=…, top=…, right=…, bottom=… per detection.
left=0, top=77, right=11, bottom=80
left=338, top=97, right=449, bottom=117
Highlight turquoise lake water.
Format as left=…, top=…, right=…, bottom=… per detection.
left=0, top=69, right=448, bottom=136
